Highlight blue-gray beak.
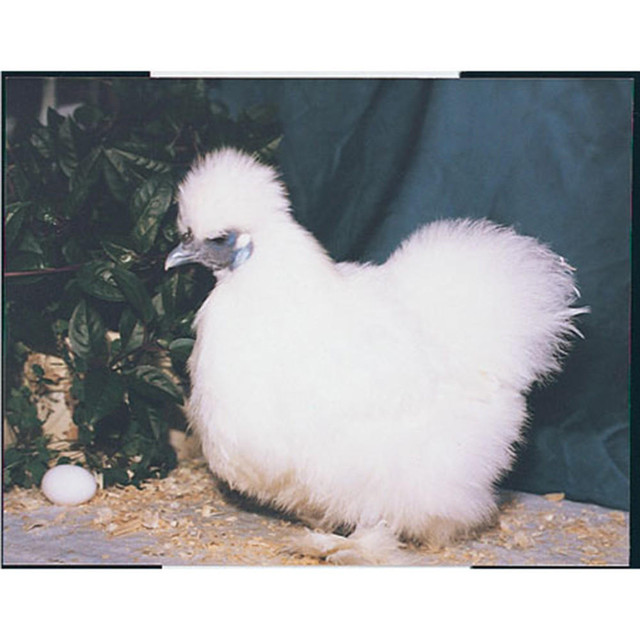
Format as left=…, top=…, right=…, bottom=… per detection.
left=165, top=242, right=200, bottom=271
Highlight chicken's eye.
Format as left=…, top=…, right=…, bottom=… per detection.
left=208, top=232, right=232, bottom=246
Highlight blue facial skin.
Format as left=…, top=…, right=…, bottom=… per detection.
left=204, top=231, right=253, bottom=271
left=230, top=235, right=253, bottom=270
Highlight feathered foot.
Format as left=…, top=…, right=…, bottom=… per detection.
left=286, top=521, right=411, bottom=565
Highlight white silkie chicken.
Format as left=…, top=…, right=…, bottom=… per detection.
left=165, top=148, right=586, bottom=564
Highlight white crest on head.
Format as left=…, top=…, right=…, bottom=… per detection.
left=177, top=148, right=290, bottom=241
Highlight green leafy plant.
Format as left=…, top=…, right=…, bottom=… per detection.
left=4, top=77, right=282, bottom=489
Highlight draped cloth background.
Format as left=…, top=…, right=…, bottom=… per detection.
left=210, top=78, right=631, bottom=510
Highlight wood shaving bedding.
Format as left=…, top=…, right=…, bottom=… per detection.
left=3, top=459, right=629, bottom=566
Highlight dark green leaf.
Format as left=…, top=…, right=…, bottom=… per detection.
left=25, top=458, right=48, bottom=486
left=32, top=364, right=45, bottom=378
left=103, top=146, right=130, bottom=175
left=111, top=265, right=156, bottom=324
left=129, top=392, right=167, bottom=440
left=62, top=236, right=86, bottom=264
left=71, top=374, right=85, bottom=403
left=57, top=117, right=79, bottom=178
left=101, top=240, right=141, bottom=267
left=8, top=251, right=46, bottom=275
left=52, top=319, right=69, bottom=337
left=118, top=307, right=145, bottom=354
left=5, top=202, right=32, bottom=248
left=34, top=201, right=58, bottom=227
left=169, top=338, right=194, bottom=363
left=161, top=271, right=180, bottom=321
left=73, top=104, right=104, bottom=129
left=18, top=230, right=44, bottom=255
left=30, top=125, right=54, bottom=159
left=109, top=146, right=172, bottom=174
left=151, top=292, right=164, bottom=318
left=102, top=467, right=130, bottom=486
left=68, top=299, right=106, bottom=359
left=47, top=107, right=65, bottom=129
left=6, top=162, right=31, bottom=201
left=83, top=367, right=125, bottom=425
left=67, top=147, right=103, bottom=215
left=5, top=387, right=43, bottom=437
left=102, top=148, right=133, bottom=202
left=76, top=261, right=125, bottom=302
left=162, top=222, right=179, bottom=244
left=131, top=175, right=174, bottom=253
left=125, top=365, right=183, bottom=404
left=2, top=469, right=12, bottom=488
left=4, top=446, right=23, bottom=468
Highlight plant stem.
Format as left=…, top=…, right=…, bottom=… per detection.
left=4, top=264, right=83, bottom=278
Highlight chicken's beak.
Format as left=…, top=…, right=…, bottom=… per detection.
left=165, top=232, right=253, bottom=272
left=165, top=242, right=198, bottom=271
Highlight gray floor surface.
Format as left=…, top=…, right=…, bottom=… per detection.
left=3, top=474, right=628, bottom=567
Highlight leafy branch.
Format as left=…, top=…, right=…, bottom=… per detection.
left=4, top=77, right=283, bottom=489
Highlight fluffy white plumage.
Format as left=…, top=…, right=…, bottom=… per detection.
left=166, top=148, right=586, bottom=563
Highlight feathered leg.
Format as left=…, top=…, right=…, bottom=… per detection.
left=288, top=521, right=411, bottom=565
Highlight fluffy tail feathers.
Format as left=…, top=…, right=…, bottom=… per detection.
left=385, top=218, right=589, bottom=392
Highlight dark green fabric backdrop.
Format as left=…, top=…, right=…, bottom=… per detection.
left=210, top=78, right=631, bottom=510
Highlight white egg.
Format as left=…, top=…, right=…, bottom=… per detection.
left=41, top=465, right=97, bottom=506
